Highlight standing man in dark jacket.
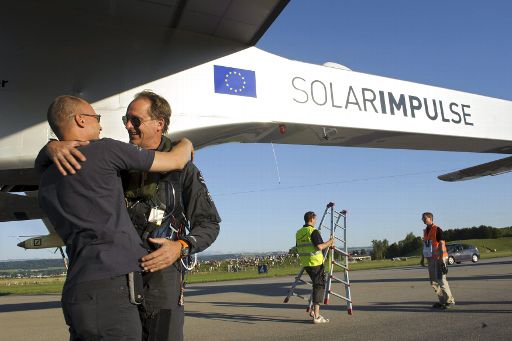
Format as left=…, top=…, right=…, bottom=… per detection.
left=123, top=91, right=221, bottom=341
left=48, top=91, right=221, bottom=340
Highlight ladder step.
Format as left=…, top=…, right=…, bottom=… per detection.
left=331, top=260, right=348, bottom=270
left=334, top=235, right=345, bottom=243
left=333, top=223, right=346, bottom=230
left=329, top=291, right=351, bottom=303
left=330, top=275, right=349, bottom=286
left=333, top=246, right=349, bottom=257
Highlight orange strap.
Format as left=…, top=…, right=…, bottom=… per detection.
left=177, top=239, right=189, bottom=249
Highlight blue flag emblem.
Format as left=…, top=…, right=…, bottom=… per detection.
left=214, top=65, right=257, bottom=98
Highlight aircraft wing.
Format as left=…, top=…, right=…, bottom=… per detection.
left=0, top=191, right=44, bottom=222
left=0, top=168, right=40, bottom=192
left=5, top=0, right=289, bottom=46
left=2, top=0, right=512, bottom=233
left=1, top=190, right=63, bottom=249
left=438, top=156, right=512, bottom=182
left=0, top=189, right=64, bottom=250
left=0, top=0, right=290, bottom=227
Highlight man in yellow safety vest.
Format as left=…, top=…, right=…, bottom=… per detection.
left=295, top=211, right=334, bottom=323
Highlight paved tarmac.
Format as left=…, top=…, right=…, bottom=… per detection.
left=1, top=257, right=511, bottom=340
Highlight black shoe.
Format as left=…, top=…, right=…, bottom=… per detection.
left=432, top=302, right=444, bottom=309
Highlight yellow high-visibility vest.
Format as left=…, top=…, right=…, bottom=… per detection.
left=296, top=225, right=323, bottom=267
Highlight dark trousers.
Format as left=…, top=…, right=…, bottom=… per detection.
left=305, top=264, right=326, bottom=304
left=140, top=266, right=184, bottom=341
left=141, top=307, right=184, bottom=341
left=61, top=276, right=141, bottom=341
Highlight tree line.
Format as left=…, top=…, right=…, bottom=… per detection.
left=0, top=258, right=65, bottom=270
left=372, top=225, right=512, bottom=260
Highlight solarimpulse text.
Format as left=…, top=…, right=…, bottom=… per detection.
left=291, top=77, right=473, bottom=126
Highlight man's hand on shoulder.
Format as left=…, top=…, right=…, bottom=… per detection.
left=47, top=140, right=89, bottom=175
left=140, top=238, right=181, bottom=272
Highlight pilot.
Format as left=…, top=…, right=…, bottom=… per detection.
left=36, top=95, right=193, bottom=340
left=46, top=91, right=221, bottom=341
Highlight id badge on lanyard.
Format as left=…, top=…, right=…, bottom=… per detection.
left=148, top=207, right=165, bottom=226
left=422, top=240, right=433, bottom=258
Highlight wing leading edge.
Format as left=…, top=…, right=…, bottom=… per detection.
left=438, top=156, right=512, bottom=182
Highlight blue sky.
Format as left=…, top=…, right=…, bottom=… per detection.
left=1, top=0, right=511, bottom=260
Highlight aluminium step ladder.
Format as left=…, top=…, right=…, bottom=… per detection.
left=283, top=202, right=353, bottom=315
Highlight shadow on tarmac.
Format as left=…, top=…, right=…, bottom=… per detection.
left=187, top=281, right=296, bottom=298
left=185, top=299, right=512, bottom=320
left=185, top=309, right=308, bottom=324
left=187, top=300, right=306, bottom=311
left=0, top=300, right=61, bottom=313
left=357, top=300, right=512, bottom=314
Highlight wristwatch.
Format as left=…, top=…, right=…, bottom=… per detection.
left=177, top=239, right=190, bottom=258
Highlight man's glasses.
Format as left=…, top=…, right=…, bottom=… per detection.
left=122, top=115, right=155, bottom=128
left=81, top=113, right=101, bottom=123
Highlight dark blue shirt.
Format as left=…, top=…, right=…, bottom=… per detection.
left=37, top=138, right=155, bottom=289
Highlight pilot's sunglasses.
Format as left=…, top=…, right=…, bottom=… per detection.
left=122, top=115, right=155, bottom=128
left=81, top=113, right=101, bottom=123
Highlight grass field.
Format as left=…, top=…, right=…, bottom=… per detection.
left=449, top=237, right=512, bottom=253
left=2, top=237, right=511, bottom=296
left=0, top=277, right=64, bottom=295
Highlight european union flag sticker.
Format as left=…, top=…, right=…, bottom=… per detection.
left=214, top=65, right=257, bottom=98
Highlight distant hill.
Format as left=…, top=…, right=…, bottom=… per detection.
left=0, top=259, right=65, bottom=270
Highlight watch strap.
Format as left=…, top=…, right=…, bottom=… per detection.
left=177, top=239, right=189, bottom=249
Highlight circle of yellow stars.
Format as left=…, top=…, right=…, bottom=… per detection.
left=224, top=71, right=246, bottom=93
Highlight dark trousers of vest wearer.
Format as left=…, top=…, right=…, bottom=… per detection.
left=140, top=266, right=184, bottom=341
left=61, top=275, right=141, bottom=341
left=305, top=264, right=326, bottom=304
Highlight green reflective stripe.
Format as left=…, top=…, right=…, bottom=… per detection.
left=297, top=243, right=314, bottom=247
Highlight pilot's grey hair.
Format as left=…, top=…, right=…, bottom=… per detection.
left=132, top=90, right=171, bottom=134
